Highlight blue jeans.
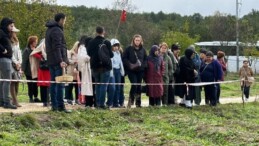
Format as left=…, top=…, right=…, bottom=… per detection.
left=93, top=70, right=110, bottom=107
left=0, top=58, right=12, bottom=103
left=49, top=65, right=64, bottom=109
left=107, top=76, right=115, bottom=107
left=113, top=69, right=121, bottom=107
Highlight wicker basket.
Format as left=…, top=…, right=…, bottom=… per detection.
left=55, top=68, right=73, bottom=82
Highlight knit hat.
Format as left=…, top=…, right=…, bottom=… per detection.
left=217, top=51, right=225, bottom=58
left=171, top=44, right=180, bottom=51
left=200, top=48, right=207, bottom=54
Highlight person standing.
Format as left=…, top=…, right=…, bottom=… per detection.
left=30, top=39, right=51, bottom=107
left=145, top=45, right=164, bottom=106
left=160, top=42, right=173, bottom=106
left=122, top=34, right=147, bottom=108
left=239, top=60, right=254, bottom=101
left=216, top=51, right=227, bottom=104
left=87, top=26, right=113, bottom=109
left=179, top=48, right=197, bottom=108
left=0, top=17, right=17, bottom=109
left=10, top=26, right=22, bottom=107
left=45, top=13, right=70, bottom=112
left=200, top=51, right=223, bottom=106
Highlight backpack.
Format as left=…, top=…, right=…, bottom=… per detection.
left=98, top=40, right=111, bottom=68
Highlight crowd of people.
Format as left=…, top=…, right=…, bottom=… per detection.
left=0, top=13, right=255, bottom=111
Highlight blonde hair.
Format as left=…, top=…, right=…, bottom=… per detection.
left=160, top=42, right=168, bottom=48
left=70, top=41, right=79, bottom=53
left=131, top=34, right=143, bottom=47
left=10, top=32, right=19, bottom=45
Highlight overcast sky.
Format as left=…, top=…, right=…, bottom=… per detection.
left=56, top=0, right=258, bottom=17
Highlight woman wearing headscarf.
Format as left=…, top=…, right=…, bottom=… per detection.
left=145, top=45, right=165, bottom=106
left=0, top=17, right=17, bottom=109
left=179, top=48, right=197, bottom=108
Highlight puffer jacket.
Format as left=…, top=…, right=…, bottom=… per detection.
left=45, top=20, right=68, bottom=66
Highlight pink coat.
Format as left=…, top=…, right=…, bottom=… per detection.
left=145, top=60, right=165, bottom=98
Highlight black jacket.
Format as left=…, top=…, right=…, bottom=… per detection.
left=45, top=20, right=68, bottom=66
left=0, top=29, right=12, bottom=59
left=179, top=49, right=196, bottom=83
left=21, top=47, right=33, bottom=76
left=122, top=46, right=147, bottom=72
left=87, top=35, right=113, bottom=71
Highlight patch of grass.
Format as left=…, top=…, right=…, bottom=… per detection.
left=2, top=103, right=259, bottom=145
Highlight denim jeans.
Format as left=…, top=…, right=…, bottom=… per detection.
left=113, top=69, right=122, bottom=107
left=93, top=70, right=111, bottom=107
left=107, top=76, right=115, bottom=107
left=49, top=65, right=64, bottom=109
left=0, top=58, right=12, bottom=103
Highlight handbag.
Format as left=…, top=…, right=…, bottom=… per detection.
left=39, top=59, right=49, bottom=70
left=129, top=51, right=141, bottom=70
left=248, top=77, right=255, bottom=83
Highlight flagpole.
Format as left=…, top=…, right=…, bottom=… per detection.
left=115, top=15, right=122, bottom=39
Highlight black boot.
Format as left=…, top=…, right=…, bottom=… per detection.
left=4, top=102, right=17, bottom=109
left=135, top=94, right=141, bottom=108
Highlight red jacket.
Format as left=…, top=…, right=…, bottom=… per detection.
left=33, top=53, right=51, bottom=86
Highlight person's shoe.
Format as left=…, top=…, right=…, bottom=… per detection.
left=67, top=100, right=73, bottom=105
left=3, top=103, right=17, bottom=109
left=58, top=108, right=72, bottom=113
left=185, top=100, right=192, bottom=109
left=15, top=103, right=22, bottom=107
left=43, top=102, right=48, bottom=107
left=34, top=97, right=41, bottom=103
left=29, top=98, right=34, bottom=103
left=245, top=98, right=249, bottom=102
left=75, top=100, right=81, bottom=105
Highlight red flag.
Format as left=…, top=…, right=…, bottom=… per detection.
left=120, top=9, right=127, bottom=22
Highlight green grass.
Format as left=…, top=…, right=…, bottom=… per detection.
left=0, top=103, right=259, bottom=145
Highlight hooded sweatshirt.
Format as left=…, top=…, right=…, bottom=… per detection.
left=0, top=18, right=14, bottom=58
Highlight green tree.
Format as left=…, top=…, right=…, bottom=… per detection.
left=161, top=31, right=200, bottom=55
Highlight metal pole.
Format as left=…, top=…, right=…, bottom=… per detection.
left=236, top=0, right=240, bottom=72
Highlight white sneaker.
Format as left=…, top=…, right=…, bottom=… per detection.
left=245, top=98, right=248, bottom=102
left=185, top=100, right=192, bottom=108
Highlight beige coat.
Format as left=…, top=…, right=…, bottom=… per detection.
left=239, top=66, right=254, bottom=87
left=30, top=39, right=46, bottom=79
left=66, top=50, right=78, bottom=80
left=78, top=45, right=93, bottom=96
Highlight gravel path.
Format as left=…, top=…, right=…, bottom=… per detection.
left=0, top=96, right=258, bottom=114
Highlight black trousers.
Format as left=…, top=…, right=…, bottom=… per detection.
left=65, top=80, right=79, bottom=101
left=40, top=86, right=49, bottom=103
left=241, top=86, right=250, bottom=99
left=168, top=80, right=175, bottom=104
left=204, top=84, right=217, bottom=106
left=85, top=77, right=96, bottom=107
left=25, top=75, right=38, bottom=99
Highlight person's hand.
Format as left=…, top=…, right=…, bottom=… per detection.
left=194, top=70, right=198, bottom=76
left=60, top=61, right=67, bottom=68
